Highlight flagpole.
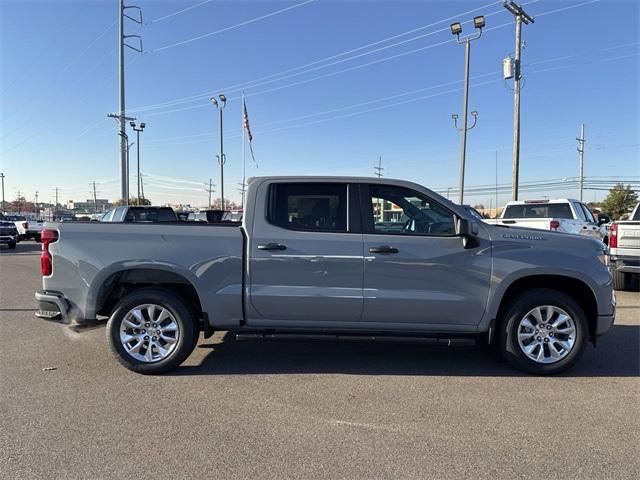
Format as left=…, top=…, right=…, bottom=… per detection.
left=241, top=92, right=246, bottom=211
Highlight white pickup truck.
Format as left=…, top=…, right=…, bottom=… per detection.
left=485, top=199, right=606, bottom=241
left=609, top=203, right=640, bottom=290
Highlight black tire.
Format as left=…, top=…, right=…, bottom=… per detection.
left=612, top=269, right=629, bottom=291
left=8, top=241, right=16, bottom=249
left=498, top=288, right=587, bottom=375
left=106, top=288, right=199, bottom=374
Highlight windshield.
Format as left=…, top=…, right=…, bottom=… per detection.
left=503, top=203, right=573, bottom=219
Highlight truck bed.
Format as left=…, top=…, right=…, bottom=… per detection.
left=44, top=221, right=244, bottom=325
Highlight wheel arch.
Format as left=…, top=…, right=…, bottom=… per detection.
left=493, top=274, right=598, bottom=343
left=93, top=266, right=205, bottom=329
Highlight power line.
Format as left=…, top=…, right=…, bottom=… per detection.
left=130, top=0, right=509, bottom=113
left=149, top=0, right=316, bottom=53
left=143, top=49, right=639, bottom=150
left=144, top=41, right=636, bottom=145
left=136, top=0, right=596, bottom=119
left=147, top=0, right=213, bottom=24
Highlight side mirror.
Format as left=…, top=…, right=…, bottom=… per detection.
left=457, top=217, right=479, bottom=248
left=598, top=215, right=610, bottom=226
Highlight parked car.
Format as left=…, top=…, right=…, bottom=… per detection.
left=35, top=176, right=614, bottom=375
left=485, top=199, right=606, bottom=241
left=100, top=206, right=178, bottom=223
left=608, top=203, right=640, bottom=291
left=0, top=214, right=18, bottom=249
left=2, top=214, right=29, bottom=241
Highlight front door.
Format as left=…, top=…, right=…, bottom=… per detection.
left=361, top=183, right=491, bottom=329
left=248, top=181, right=364, bottom=324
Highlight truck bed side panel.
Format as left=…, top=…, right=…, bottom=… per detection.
left=44, top=223, right=243, bottom=327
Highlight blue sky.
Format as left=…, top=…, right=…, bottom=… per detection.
left=1, top=0, right=638, bottom=207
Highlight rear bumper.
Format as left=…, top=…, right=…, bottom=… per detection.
left=35, top=290, right=69, bottom=322
left=611, top=255, right=640, bottom=274
left=0, top=235, right=16, bottom=244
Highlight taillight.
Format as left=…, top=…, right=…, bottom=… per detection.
left=609, top=223, right=618, bottom=249
left=40, top=229, right=58, bottom=276
left=550, top=220, right=560, bottom=231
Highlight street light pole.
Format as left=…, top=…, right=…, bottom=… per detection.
left=211, top=95, right=227, bottom=210
left=130, top=121, right=146, bottom=204
left=450, top=16, right=484, bottom=205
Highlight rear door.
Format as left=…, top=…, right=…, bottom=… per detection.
left=248, top=181, right=364, bottom=324
left=360, top=183, right=491, bottom=328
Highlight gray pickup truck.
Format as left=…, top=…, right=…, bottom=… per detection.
left=35, top=176, right=615, bottom=375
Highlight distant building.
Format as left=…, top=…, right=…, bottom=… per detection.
left=66, top=199, right=112, bottom=213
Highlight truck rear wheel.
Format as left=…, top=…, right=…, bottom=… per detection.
left=106, top=288, right=199, bottom=374
left=498, top=288, right=587, bottom=375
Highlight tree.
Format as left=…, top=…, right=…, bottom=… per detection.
left=600, top=183, right=638, bottom=220
left=113, top=197, right=152, bottom=206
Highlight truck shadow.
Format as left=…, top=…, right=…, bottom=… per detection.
left=0, top=242, right=41, bottom=255
left=171, top=324, right=639, bottom=377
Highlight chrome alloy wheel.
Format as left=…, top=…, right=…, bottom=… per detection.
left=119, top=304, right=180, bottom=363
left=516, top=305, right=576, bottom=364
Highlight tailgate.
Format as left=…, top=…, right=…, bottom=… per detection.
left=618, top=223, right=640, bottom=250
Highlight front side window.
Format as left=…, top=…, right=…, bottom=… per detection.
left=367, top=184, right=455, bottom=236
left=268, top=183, right=347, bottom=232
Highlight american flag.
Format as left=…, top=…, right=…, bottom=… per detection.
left=243, top=96, right=257, bottom=165
left=243, top=98, right=253, bottom=142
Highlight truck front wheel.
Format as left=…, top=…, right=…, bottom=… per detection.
left=106, top=288, right=199, bottom=374
left=498, top=288, right=588, bottom=375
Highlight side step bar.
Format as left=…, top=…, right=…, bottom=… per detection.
left=235, top=332, right=475, bottom=346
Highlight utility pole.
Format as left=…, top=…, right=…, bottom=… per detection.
left=16, top=190, right=22, bottom=213
left=503, top=1, right=534, bottom=201
left=205, top=179, right=215, bottom=209
left=130, top=121, right=146, bottom=204
left=374, top=156, right=384, bottom=178
left=35, top=191, right=39, bottom=218
left=91, top=181, right=98, bottom=213
left=140, top=173, right=145, bottom=201
left=450, top=15, right=485, bottom=204
left=210, top=95, right=227, bottom=210
left=0, top=173, right=5, bottom=212
left=116, top=0, right=142, bottom=202
left=54, top=187, right=59, bottom=221
left=577, top=123, right=585, bottom=202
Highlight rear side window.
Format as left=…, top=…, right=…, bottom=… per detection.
left=503, top=203, right=574, bottom=219
left=633, top=205, right=640, bottom=221
left=124, top=208, right=177, bottom=222
left=579, top=203, right=596, bottom=223
left=101, top=209, right=115, bottom=222
left=268, top=183, right=347, bottom=232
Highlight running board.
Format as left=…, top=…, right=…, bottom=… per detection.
left=235, top=332, right=475, bottom=346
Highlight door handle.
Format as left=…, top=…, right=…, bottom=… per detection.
left=369, top=245, right=399, bottom=254
left=257, top=243, right=287, bottom=251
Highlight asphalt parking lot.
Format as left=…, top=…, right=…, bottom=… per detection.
left=1, top=242, right=638, bottom=480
